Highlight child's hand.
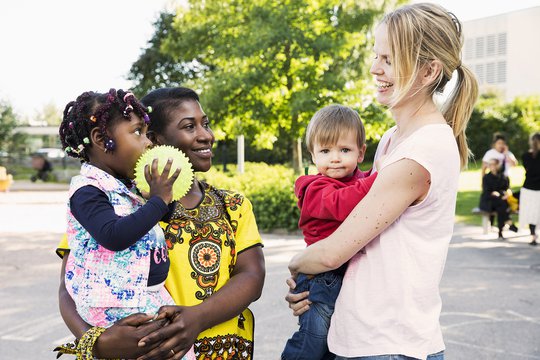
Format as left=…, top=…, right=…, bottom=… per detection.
left=145, top=158, right=181, bottom=204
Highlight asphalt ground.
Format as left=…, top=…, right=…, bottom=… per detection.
left=0, top=186, right=539, bottom=359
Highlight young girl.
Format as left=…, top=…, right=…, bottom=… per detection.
left=57, top=87, right=265, bottom=360
left=58, top=88, right=195, bottom=359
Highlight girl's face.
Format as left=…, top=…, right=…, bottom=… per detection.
left=106, top=114, right=152, bottom=179
left=370, top=23, right=395, bottom=106
left=154, top=99, right=215, bottom=172
left=488, top=160, right=500, bottom=174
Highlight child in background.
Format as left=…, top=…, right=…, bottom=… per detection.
left=479, top=158, right=518, bottom=239
left=281, top=105, right=377, bottom=360
left=58, top=89, right=194, bottom=359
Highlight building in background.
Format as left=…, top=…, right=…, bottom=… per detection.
left=462, top=6, right=540, bottom=101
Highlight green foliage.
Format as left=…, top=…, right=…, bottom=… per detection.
left=198, top=162, right=300, bottom=231
left=467, top=94, right=540, bottom=162
left=129, top=0, right=401, bottom=154
left=0, top=101, right=27, bottom=158
left=357, top=101, right=393, bottom=160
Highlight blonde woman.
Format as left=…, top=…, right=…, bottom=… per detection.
left=286, top=3, right=478, bottom=360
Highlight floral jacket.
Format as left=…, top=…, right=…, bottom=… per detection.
left=65, top=163, right=165, bottom=308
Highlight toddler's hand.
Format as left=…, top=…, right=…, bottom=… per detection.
left=145, top=158, right=181, bottom=204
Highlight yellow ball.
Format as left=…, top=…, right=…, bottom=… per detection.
left=134, top=145, right=194, bottom=201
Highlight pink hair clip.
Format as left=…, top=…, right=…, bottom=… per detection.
left=123, top=92, right=134, bottom=102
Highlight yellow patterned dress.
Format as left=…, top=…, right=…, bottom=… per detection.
left=57, top=182, right=263, bottom=360
left=163, top=183, right=262, bottom=359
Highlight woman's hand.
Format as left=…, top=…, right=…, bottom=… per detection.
left=284, top=277, right=311, bottom=317
left=93, top=313, right=167, bottom=359
left=136, top=305, right=203, bottom=360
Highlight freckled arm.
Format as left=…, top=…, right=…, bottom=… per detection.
left=288, top=158, right=431, bottom=276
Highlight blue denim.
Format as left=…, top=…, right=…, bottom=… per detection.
left=335, top=351, right=444, bottom=360
left=281, top=271, right=343, bottom=360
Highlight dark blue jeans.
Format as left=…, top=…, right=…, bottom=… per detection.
left=281, top=270, right=343, bottom=360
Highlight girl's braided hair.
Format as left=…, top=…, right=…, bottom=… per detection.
left=59, top=88, right=150, bottom=162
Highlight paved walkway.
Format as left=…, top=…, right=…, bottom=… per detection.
left=6, top=179, right=69, bottom=192
left=0, top=190, right=538, bottom=359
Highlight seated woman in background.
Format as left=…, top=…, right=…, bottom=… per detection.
left=479, top=158, right=518, bottom=239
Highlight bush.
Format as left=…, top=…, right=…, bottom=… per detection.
left=467, top=94, right=540, bottom=162
left=198, top=162, right=300, bottom=231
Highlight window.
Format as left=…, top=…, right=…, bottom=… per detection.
left=475, top=37, right=485, bottom=58
left=486, top=62, right=496, bottom=84
left=486, top=34, right=496, bottom=57
left=497, top=61, right=506, bottom=83
left=465, top=38, right=474, bottom=60
left=498, top=33, right=507, bottom=55
left=475, top=64, right=485, bottom=85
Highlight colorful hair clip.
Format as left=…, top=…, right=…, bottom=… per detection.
left=65, top=147, right=72, bottom=153
left=83, top=137, right=90, bottom=144
left=123, top=104, right=134, bottom=118
left=123, top=92, right=134, bottom=102
left=68, top=122, right=74, bottom=129
left=90, top=115, right=97, bottom=122
left=143, top=113, right=150, bottom=124
left=146, top=106, right=152, bottom=113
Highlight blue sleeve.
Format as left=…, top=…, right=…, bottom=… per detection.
left=70, top=185, right=169, bottom=251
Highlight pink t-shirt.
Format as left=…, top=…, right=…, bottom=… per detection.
left=328, top=124, right=460, bottom=360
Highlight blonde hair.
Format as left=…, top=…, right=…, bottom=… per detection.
left=383, top=3, right=479, bottom=168
left=305, top=104, right=365, bottom=154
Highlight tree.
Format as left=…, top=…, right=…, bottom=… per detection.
left=467, top=94, right=540, bottom=164
left=130, top=0, right=402, bottom=171
left=0, top=101, right=18, bottom=151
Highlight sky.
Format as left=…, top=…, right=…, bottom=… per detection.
left=1, top=0, right=540, bottom=120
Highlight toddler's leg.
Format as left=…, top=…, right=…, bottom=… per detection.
left=281, top=272, right=340, bottom=360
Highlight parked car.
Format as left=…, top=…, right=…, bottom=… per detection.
left=35, top=148, right=65, bottom=159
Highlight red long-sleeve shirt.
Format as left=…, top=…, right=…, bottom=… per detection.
left=295, top=169, right=377, bottom=246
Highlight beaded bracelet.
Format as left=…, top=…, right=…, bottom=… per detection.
left=53, top=326, right=117, bottom=359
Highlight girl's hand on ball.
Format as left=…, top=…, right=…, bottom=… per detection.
left=134, top=146, right=193, bottom=201
left=145, top=158, right=181, bottom=204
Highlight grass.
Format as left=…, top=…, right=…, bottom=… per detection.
left=456, top=165, right=524, bottom=225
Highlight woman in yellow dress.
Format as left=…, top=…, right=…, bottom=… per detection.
left=57, top=87, right=265, bottom=359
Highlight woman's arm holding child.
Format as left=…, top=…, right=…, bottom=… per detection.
left=136, top=246, right=265, bottom=360
left=289, top=158, right=430, bottom=276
